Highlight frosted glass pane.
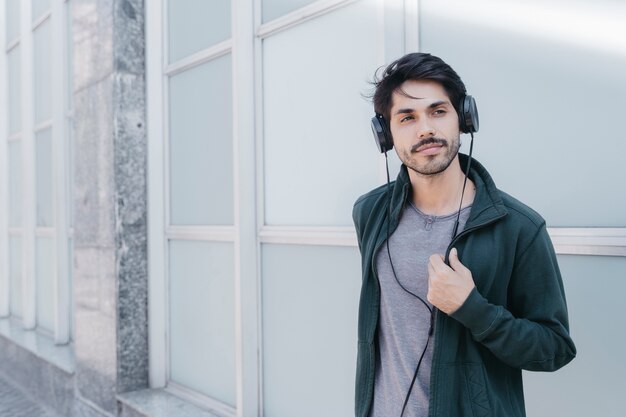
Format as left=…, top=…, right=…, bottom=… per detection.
left=263, top=0, right=381, bottom=226
left=262, top=0, right=316, bottom=23
left=5, top=0, right=20, bottom=42
left=169, top=55, right=233, bottom=225
left=9, top=236, right=22, bottom=318
left=34, top=21, right=52, bottom=124
left=168, top=0, right=230, bottom=63
left=420, top=0, right=626, bottom=227
left=36, top=237, right=55, bottom=332
left=169, top=240, right=236, bottom=406
left=524, top=255, right=626, bottom=417
left=32, top=0, right=51, bottom=22
left=8, top=46, right=21, bottom=134
left=8, top=141, right=22, bottom=227
left=262, top=244, right=361, bottom=417
left=36, top=129, right=54, bottom=226
left=66, top=2, right=74, bottom=113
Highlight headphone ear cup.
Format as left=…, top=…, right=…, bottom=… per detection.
left=371, top=115, right=394, bottom=153
left=459, top=95, right=479, bottom=134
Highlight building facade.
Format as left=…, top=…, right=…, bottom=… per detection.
left=1, top=0, right=625, bottom=416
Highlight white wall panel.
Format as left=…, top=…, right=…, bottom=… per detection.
left=7, top=46, right=21, bottom=134
left=262, top=0, right=317, bottom=23
left=9, top=236, right=22, bottom=317
left=35, top=128, right=54, bottom=226
left=420, top=0, right=626, bottom=227
left=8, top=141, right=22, bottom=227
left=33, top=20, right=51, bottom=124
left=169, top=54, right=234, bottom=226
left=261, top=244, right=361, bottom=417
left=5, top=0, right=20, bottom=43
left=31, top=0, right=50, bottom=23
left=35, top=237, right=54, bottom=332
left=168, top=0, right=230, bottom=63
left=169, top=240, right=236, bottom=407
left=263, top=0, right=382, bottom=226
left=524, top=255, right=626, bottom=417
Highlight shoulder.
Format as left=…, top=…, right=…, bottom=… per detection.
left=494, top=189, right=552, bottom=255
left=498, top=189, right=546, bottom=230
left=353, top=182, right=392, bottom=215
left=354, top=183, right=388, bottom=210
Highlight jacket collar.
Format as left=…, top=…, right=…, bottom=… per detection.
left=390, top=153, right=508, bottom=229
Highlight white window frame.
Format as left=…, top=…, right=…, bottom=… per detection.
left=148, top=0, right=406, bottom=416
left=147, top=1, right=243, bottom=416
left=147, top=0, right=626, bottom=415
left=0, top=0, right=8, bottom=318
left=0, top=0, right=71, bottom=344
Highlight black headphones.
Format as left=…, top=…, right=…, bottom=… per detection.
left=370, top=95, right=479, bottom=153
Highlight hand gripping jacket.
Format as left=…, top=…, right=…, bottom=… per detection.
left=352, top=154, right=576, bottom=417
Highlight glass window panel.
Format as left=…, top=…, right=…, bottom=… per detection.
left=168, top=240, right=236, bottom=406
left=420, top=0, right=626, bottom=227
left=8, top=46, right=21, bottom=134
left=262, top=0, right=317, bottom=23
left=34, top=20, right=52, bottom=124
left=5, top=0, right=20, bottom=42
left=8, top=141, right=22, bottom=227
left=36, top=237, right=55, bottom=332
left=32, top=0, right=51, bottom=22
left=36, top=128, right=54, bottom=226
left=69, top=237, right=74, bottom=339
left=66, top=1, right=74, bottom=113
left=9, top=236, right=22, bottom=318
left=261, top=244, right=361, bottom=417
left=263, top=0, right=381, bottom=226
left=169, top=55, right=233, bottom=225
left=524, top=255, right=626, bottom=417
left=168, top=0, right=230, bottom=63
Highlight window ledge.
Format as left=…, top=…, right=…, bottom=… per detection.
left=118, top=388, right=221, bottom=417
left=0, top=318, right=74, bottom=374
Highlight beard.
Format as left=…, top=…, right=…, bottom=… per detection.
left=399, top=136, right=461, bottom=176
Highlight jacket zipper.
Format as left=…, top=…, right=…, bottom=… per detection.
left=444, top=213, right=507, bottom=263
left=429, top=211, right=506, bottom=416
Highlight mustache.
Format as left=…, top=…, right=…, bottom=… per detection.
left=410, top=137, right=448, bottom=153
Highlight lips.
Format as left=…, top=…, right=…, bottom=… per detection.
left=417, top=144, right=444, bottom=155
left=411, top=138, right=447, bottom=153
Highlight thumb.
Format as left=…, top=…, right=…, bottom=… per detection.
left=449, top=248, right=465, bottom=271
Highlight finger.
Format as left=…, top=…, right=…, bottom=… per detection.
left=429, top=253, right=449, bottom=273
left=449, top=248, right=466, bottom=272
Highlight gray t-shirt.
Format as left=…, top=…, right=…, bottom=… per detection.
left=371, top=203, right=471, bottom=417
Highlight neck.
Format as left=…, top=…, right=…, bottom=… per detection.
left=408, top=156, right=475, bottom=216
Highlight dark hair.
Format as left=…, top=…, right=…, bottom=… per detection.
left=372, top=53, right=467, bottom=121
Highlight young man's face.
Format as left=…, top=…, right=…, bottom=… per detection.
left=389, top=79, right=461, bottom=176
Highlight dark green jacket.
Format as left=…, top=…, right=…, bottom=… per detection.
left=352, top=154, right=576, bottom=417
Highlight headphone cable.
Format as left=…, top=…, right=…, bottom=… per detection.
left=383, top=135, right=474, bottom=416
left=384, top=152, right=434, bottom=417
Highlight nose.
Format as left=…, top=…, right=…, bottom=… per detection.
left=417, top=120, right=436, bottom=139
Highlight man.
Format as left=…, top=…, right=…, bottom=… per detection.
left=352, top=53, right=576, bottom=417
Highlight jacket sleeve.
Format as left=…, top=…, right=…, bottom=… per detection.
left=450, top=223, right=576, bottom=371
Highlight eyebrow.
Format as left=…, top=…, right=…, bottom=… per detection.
left=393, top=100, right=449, bottom=116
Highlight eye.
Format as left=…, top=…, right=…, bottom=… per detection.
left=400, top=115, right=414, bottom=123
left=433, top=109, right=447, bottom=116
